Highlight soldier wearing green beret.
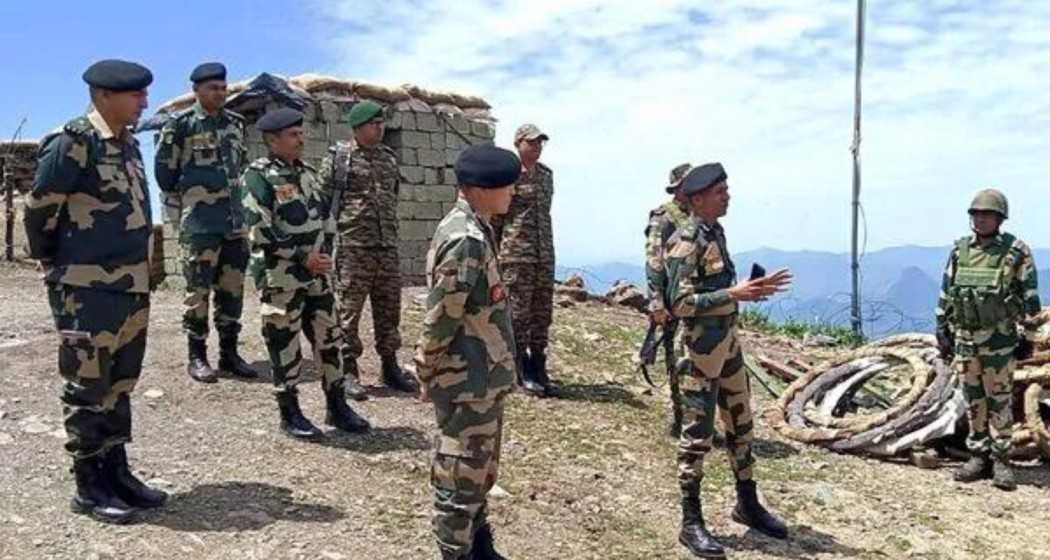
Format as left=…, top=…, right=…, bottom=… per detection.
left=320, top=100, right=418, bottom=401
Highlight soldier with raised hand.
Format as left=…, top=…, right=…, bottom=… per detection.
left=24, top=59, right=167, bottom=523
left=241, top=108, right=370, bottom=440
left=666, top=163, right=793, bottom=558
left=319, top=100, right=417, bottom=401
left=155, top=62, right=256, bottom=383
left=935, top=189, right=1041, bottom=491
left=414, top=144, right=521, bottom=560
left=491, top=123, right=556, bottom=397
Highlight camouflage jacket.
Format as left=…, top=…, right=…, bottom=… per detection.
left=645, top=198, right=690, bottom=313
left=666, top=216, right=739, bottom=320
left=492, top=162, right=554, bottom=264
left=415, top=198, right=516, bottom=407
left=154, top=102, right=248, bottom=238
left=318, top=142, right=400, bottom=249
left=24, top=110, right=153, bottom=293
left=935, top=231, right=1041, bottom=341
left=241, top=155, right=335, bottom=291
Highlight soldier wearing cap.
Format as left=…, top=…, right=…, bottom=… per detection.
left=155, top=62, right=256, bottom=384
left=25, top=59, right=167, bottom=523
left=665, top=163, right=793, bottom=558
left=935, top=188, right=1040, bottom=491
left=414, top=144, right=521, bottom=560
left=241, top=107, right=371, bottom=440
left=319, top=99, right=417, bottom=400
left=491, top=123, right=556, bottom=397
left=645, top=163, right=693, bottom=436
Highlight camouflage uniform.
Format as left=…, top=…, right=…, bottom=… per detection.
left=242, top=155, right=343, bottom=393
left=667, top=216, right=755, bottom=492
left=645, top=199, right=691, bottom=314
left=415, top=198, right=516, bottom=558
left=155, top=102, right=249, bottom=342
left=24, top=109, right=153, bottom=459
left=318, top=142, right=402, bottom=367
left=492, top=162, right=555, bottom=360
left=935, top=232, right=1041, bottom=459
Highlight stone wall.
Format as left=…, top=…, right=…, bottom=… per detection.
left=1, top=141, right=38, bottom=261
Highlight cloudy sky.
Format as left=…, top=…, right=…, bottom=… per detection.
left=4, top=1, right=1048, bottom=265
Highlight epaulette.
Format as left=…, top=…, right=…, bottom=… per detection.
left=63, top=116, right=93, bottom=137
left=225, top=109, right=246, bottom=122
left=536, top=161, right=552, bottom=174
left=379, top=144, right=398, bottom=158
left=248, top=156, right=272, bottom=170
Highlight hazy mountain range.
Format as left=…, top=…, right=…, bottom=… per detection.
left=558, top=245, right=1050, bottom=336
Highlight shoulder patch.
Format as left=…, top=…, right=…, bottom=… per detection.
left=248, top=157, right=271, bottom=170
left=63, top=116, right=92, bottom=136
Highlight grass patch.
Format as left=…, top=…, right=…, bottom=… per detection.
left=740, top=309, right=865, bottom=347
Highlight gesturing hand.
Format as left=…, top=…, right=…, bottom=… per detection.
left=728, top=268, right=793, bottom=302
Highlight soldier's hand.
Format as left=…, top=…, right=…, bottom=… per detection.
left=306, top=251, right=333, bottom=275
left=728, top=269, right=792, bottom=302
left=651, top=308, right=670, bottom=325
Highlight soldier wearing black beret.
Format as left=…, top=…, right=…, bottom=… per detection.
left=25, top=59, right=165, bottom=523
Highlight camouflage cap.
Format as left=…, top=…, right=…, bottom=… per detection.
left=347, top=100, right=384, bottom=128
left=514, top=123, right=549, bottom=143
left=665, top=163, right=693, bottom=193
left=968, top=188, right=1009, bottom=219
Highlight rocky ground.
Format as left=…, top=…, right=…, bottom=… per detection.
left=1, top=261, right=1049, bottom=560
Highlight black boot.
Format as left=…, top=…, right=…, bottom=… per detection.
left=187, top=337, right=217, bottom=383
left=679, top=492, right=725, bottom=559
left=276, top=390, right=323, bottom=440
left=471, top=523, right=507, bottom=560
left=732, top=480, right=788, bottom=539
left=103, top=444, right=167, bottom=508
left=954, top=453, right=992, bottom=483
left=218, top=336, right=257, bottom=378
left=532, top=351, right=556, bottom=396
left=71, top=457, right=135, bottom=523
left=992, top=457, right=1017, bottom=491
left=343, top=358, right=369, bottom=401
left=380, top=355, right=419, bottom=393
left=324, top=380, right=371, bottom=433
left=519, top=353, right=546, bottom=397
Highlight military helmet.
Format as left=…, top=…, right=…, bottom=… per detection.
left=665, top=163, right=693, bottom=193
left=968, top=188, right=1009, bottom=219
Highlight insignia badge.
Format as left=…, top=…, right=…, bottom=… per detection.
left=490, top=284, right=507, bottom=303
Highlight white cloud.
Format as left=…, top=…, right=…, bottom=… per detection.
left=314, top=1, right=1050, bottom=265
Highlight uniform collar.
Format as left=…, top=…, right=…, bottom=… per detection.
left=968, top=231, right=1006, bottom=247
left=695, top=216, right=723, bottom=235
left=87, top=109, right=123, bottom=141
left=192, top=101, right=225, bottom=122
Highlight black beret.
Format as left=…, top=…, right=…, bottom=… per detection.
left=454, top=145, right=522, bottom=189
left=256, top=108, right=304, bottom=132
left=82, top=59, right=153, bottom=91
left=681, top=163, right=727, bottom=196
left=190, top=62, right=226, bottom=83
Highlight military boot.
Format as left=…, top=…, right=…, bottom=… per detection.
left=187, top=337, right=217, bottom=383
left=218, top=336, right=258, bottom=378
left=103, top=444, right=168, bottom=508
left=276, top=390, right=323, bottom=440
left=381, top=355, right=419, bottom=393
left=954, top=453, right=992, bottom=483
left=992, top=457, right=1017, bottom=491
left=519, top=354, right=546, bottom=397
left=71, top=457, right=135, bottom=523
left=532, top=351, right=555, bottom=396
left=343, top=358, right=369, bottom=401
left=679, top=492, right=725, bottom=559
left=471, top=523, right=507, bottom=560
left=731, top=480, right=788, bottom=539
left=324, top=379, right=371, bottom=433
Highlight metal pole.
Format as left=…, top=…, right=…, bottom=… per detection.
left=850, top=0, right=866, bottom=337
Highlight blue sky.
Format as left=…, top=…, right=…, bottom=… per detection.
left=4, top=1, right=1049, bottom=266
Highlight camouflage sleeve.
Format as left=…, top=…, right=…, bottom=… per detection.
left=668, top=238, right=733, bottom=318
left=934, top=248, right=957, bottom=331
left=154, top=119, right=183, bottom=225
left=241, top=169, right=308, bottom=264
left=23, top=132, right=84, bottom=261
left=317, top=151, right=336, bottom=211
left=644, top=213, right=666, bottom=313
left=489, top=213, right=505, bottom=247
left=1013, top=243, right=1041, bottom=336
left=414, top=236, right=485, bottom=382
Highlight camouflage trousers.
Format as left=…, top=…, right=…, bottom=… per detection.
left=335, top=246, right=401, bottom=366
left=502, top=260, right=555, bottom=357
left=47, top=284, right=150, bottom=459
left=260, top=277, right=343, bottom=393
left=956, top=347, right=1015, bottom=459
left=180, top=233, right=248, bottom=341
left=678, top=319, right=754, bottom=494
left=431, top=398, right=504, bottom=558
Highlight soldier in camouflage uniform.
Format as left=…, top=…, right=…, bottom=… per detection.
left=666, top=163, right=792, bottom=558
left=491, top=123, right=555, bottom=397
left=242, top=108, right=370, bottom=440
left=25, top=60, right=167, bottom=523
left=645, top=163, right=693, bottom=436
left=155, top=62, right=256, bottom=383
left=935, top=189, right=1040, bottom=491
left=319, top=100, right=417, bottom=400
left=415, top=145, right=521, bottom=560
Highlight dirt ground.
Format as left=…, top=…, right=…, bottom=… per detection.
left=1, top=261, right=1049, bottom=560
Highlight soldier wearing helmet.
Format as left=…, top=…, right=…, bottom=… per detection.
left=935, top=188, right=1041, bottom=491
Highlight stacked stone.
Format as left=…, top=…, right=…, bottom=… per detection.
left=2, top=141, right=38, bottom=261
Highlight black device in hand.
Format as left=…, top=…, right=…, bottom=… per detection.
left=749, top=263, right=766, bottom=281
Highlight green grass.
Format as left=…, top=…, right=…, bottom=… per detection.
left=739, top=309, right=866, bottom=347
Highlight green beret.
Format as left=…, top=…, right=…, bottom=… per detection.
left=347, top=100, right=384, bottom=128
